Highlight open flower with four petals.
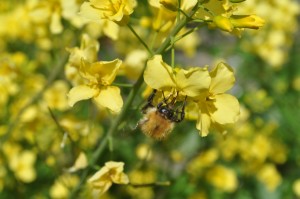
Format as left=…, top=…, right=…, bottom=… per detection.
left=88, top=161, right=129, bottom=196
left=67, top=59, right=123, bottom=113
left=80, top=0, right=137, bottom=25
left=196, top=62, right=240, bottom=136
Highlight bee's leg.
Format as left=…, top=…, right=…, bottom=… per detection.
left=170, top=90, right=179, bottom=106
left=142, top=89, right=157, bottom=113
left=157, top=91, right=169, bottom=109
left=174, top=96, right=187, bottom=123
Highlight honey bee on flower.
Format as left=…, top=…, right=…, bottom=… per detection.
left=139, top=54, right=210, bottom=139
left=140, top=55, right=240, bottom=139
left=139, top=89, right=187, bottom=140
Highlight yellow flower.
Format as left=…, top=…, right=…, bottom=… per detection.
left=66, top=34, right=100, bottom=69
left=213, top=15, right=234, bottom=32
left=9, top=150, right=37, bottom=183
left=230, top=15, right=265, bottom=29
left=67, top=59, right=123, bottom=113
left=205, top=165, right=238, bottom=193
left=144, top=55, right=211, bottom=98
left=43, top=80, right=70, bottom=111
left=213, top=14, right=265, bottom=33
left=50, top=174, right=79, bottom=198
left=79, top=0, right=137, bottom=25
left=67, top=152, right=88, bottom=173
left=123, top=49, right=148, bottom=80
left=196, top=62, right=240, bottom=136
left=256, top=164, right=282, bottom=191
left=293, top=179, right=300, bottom=197
left=187, top=149, right=219, bottom=176
left=88, top=161, right=129, bottom=196
left=85, top=19, right=120, bottom=40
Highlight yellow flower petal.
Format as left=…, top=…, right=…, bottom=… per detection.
left=82, top=0, right=136, bottom=25
left=213, top=15, right=233, bottom=32
left=180, top=0, right=197, bottom=12
left=293, top=179, right=300, bottom=197
left=103, top=20, right=120, bottom=40
left=67, top=85, right=98, bottom=107
left=89, top=59, right=122, bottom=85
left=257, top=164, right=281, bottom=191
left=105, top=161, right=129, bottom=184
left=210, top=94, right=240, bottom=124
left=209, top=62, right=235, bottom=94
left=17, top=167, right=36, bottom=183
left=111, top=4, right=125, bottom=22
left=196, top=105, right=211, bottom=137
left=205, top=165, right=238, bottom=192
left=176, top=67, right=211, bottom=97
left=79, top=2, right=101, bottom=21
left=144, top=55, right=176, bottom=90
left=68, top=152, right=88, bottom=172
left=88, top=167, right=110, bottom=183
left=50, top=9, right=63, bottom=34
left=93, top=86, right=123, bottom=113
left=10, top=151, right=37, bottom=183
left=230, top=15, right=265, bottom=29
left=88, top=161, right=129, bottom=195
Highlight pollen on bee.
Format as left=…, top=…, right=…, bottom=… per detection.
left=139, top=107, right=174, bottom=140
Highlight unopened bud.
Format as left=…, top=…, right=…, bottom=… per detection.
left=230, top=15, right=265, bottom=29
left=213, top=15, right=233, bottom=32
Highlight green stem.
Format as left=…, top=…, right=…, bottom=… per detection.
left=112, top=83, right=133, bottom=88
left=129, top=181, right=171, bottom=187
left=150, top=31, right=158, bottom=50
left=127, top=24, right=153, bottom=56
left=165, top=25, right=203, bottom=52
left=171, top=37, right=175, bottom=68
left=48, top=107, right=75, bottom=144
left=178, top=8, right=189, bottom=19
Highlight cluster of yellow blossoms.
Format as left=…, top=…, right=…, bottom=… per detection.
left=2, top=0, right=298, bottom=198
left=238, top=0, right=300, bottom=68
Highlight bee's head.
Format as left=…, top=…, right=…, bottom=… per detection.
left=158, top=105, right=174, bottom=120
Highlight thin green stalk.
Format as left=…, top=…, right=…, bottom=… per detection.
left=171, top=36, right=175, bottom=68
left=178, top=8, right=189, bottom=19
left=165, top=25, right=202, bottom=52
left=129, top=181, right=171, bottom=187
left=127, top=24, right=153, bottom=56
left=150, top=31, right=158, bottom=50
left=112, top=83, right=133, bottom=88
left=48, top=107, right=75, bottom=144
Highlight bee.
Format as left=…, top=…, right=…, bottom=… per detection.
left=138, top=89, right=187, bottom=140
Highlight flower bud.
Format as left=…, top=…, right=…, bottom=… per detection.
left=230, top=15, right=265, bottom=29
left=213, top=15, right=233, bottom=32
